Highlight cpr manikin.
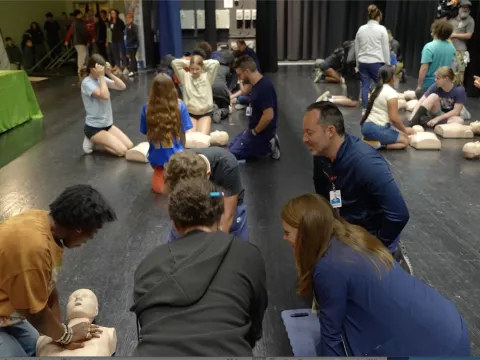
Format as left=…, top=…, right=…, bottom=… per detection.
left=434, top=123, right=474, bottom=138
left=406, top=100, right=418, bottom=112
left=36, top=289, right=117, bottom=357
left=409, top=125, right=441, bottom=150
left=463, top=141, right=480, bottom=159
left=125, top=131, right=230, bottom=162
left=469, top=120, right=480, bottom=135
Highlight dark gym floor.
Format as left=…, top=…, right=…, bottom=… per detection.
left=0, top=66, right=479, bottom=355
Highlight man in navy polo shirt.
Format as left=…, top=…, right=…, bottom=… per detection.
left=237, top=40, right=261, bottom=73
left=303, top=101, right=412, bottom=274
left=229, top=55, right=280, bottom=160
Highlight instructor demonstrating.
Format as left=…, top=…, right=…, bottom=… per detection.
left=303, top=101, right=412, bottom=274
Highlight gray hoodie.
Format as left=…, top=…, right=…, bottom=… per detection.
left=130, top=230, right=268, bottom=356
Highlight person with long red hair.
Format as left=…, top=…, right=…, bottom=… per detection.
left=281, top=193, right=470, bottom=357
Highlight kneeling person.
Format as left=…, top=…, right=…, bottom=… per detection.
left=164, top=148, right=248, bottom=241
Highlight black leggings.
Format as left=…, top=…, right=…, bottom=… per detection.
left=127, top=48, right=138, bottom=72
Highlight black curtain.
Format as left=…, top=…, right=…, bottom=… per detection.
left=256, top=0, right=278, bottom=73
left=384, top=0, right=437, bottom=77
left=142, top=0, right=156, bottom=68
left=204, top=0, right=217, bottom=51
left=276, top=0, right=385, bottom=61
left=464, top=0, right=480, bottom=97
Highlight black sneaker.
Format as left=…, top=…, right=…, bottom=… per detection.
left=393, top=242, right=414, bottom=275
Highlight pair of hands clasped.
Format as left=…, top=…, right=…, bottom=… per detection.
left=61, top=322, right=103, bottom=350
left=91, top=62, right=113, bottom=78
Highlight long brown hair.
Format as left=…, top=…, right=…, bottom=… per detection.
left=146, top=73, right=181, bottom=147
left=281, top=194, right=394, bottom=296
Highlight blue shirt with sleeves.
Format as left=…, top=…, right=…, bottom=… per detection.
left=140, top=101, right=193, bottom=167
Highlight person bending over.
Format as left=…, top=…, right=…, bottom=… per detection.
left=316, top=46, right=344, bottom=83
left=164, top=149, right=248, bottom=241
left=281, top=194, right=470, bottom=357
left=171, top=55, right=219, bottom=135
left=303, top=101, right=412, bottom=273
left=361, top=65, right=414, bottom=150
left=410, top=66, right=465, bottom=128
left=321, top=40, right=360, bottom=107
left=140, top=73, right=194, bottom=194
left=229, top=55, right=281, bottom=160
left=81, top=54, right=133, bottom=156
left=131, top=178, right=267, bottom=356
left=355, top=4, right=390, bottom=112
left=0, top=184, right=116, bottom=356
left=416, top=19, right=455, bottom=99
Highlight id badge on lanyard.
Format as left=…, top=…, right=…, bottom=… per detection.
left=325, top=172, right=342, bottom=209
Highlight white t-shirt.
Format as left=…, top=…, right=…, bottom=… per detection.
left=366, top=84, right=398, bottom=126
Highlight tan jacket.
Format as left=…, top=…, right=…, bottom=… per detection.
left=172, top=59, right=219, bottom=115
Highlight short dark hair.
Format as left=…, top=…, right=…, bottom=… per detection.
left=306, top=101, right=345, bottom=135
left=237, top=39, right=247, bottom=46
left=232, top=55, right=257, bottom=72
left=431, top=19, right=453, bottom=40
left=46, top=12, right=53, bottom=18
left=5, top=37, right=12, bottom=41
left=191, top=48, right=207, bottom=59
left=100, top=10, right=107, bottom=15
left=168, top=179, right=224, bottom=231
left=197, top=41, right=212, bottom=59
left=73, top=9, right=82, bottom=16
left=49, top=184, right=116, bottom=231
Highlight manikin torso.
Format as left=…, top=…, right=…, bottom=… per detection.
left=36, top=289, right=117, bottom=357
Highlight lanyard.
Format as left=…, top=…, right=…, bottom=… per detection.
left=322, top=169, right=337, bottom=192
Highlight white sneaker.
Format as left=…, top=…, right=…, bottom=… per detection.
left=316, top=91, right=330, bottom=102
left=461, top=106, right=471, bottom=120
left=82, top=136, right=94, bottom=154
left=270, top=135, right=281, bottom=160
left=235, top=104, right=247, bottom=110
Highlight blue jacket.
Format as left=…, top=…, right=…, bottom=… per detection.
left=314, top=237, right=469, bottom=356
left=313, top=134, right=409, bottom=250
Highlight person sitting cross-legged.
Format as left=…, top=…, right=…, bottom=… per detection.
left=410, top=66, right=465, bottom=128
left=361, top=65, right=414, bottom=150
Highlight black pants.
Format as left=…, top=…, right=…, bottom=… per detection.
left=96, top=42, right=108, bottom=62
left=126, top=48, right=138, bottom=72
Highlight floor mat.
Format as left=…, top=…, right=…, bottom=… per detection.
left=281, top=309, right=321, bottom=356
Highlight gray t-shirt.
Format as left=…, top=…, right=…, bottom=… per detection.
left=192, top=147, right=245, bottom=205
left=449, top=15, right=475, bottom=51
left=81, top=76, right=114, bottom=128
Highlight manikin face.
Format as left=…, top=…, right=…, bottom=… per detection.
left=190, top=62, right=202, bottom=78
left=282, top=221, right=298, bottom=248
left=303, top=110, right=334, bottom=156
left=66, top=289, right=98, bottom=321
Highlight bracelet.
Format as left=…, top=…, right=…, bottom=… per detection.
left=54, top=324, right=73, bottom=345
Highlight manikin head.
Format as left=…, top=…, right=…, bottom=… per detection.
left=237, top=39, right=247, bottom=53
left=430, top=19, right=453, bottom=40
left=164, top=151, right=211, bottom=194
left=168, top=179, right=224, bottom=236
left=303, top=101, right=345, bottom=157
left=49, top=184, right=116, bottom=248
left=435, top=66, right=455, bottom=89
left=189, top=55, right=204, bottom=78
left=233, top=55, right=258, bottom=84
left=367, top=4, right=382, bottom=22
left=66, top=289, right=99, bottom=321
left=459, top=0, right=471, bottom=19
left=126, top=12, right=134, bottom=25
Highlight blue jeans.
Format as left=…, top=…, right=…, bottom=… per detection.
left=362, top=122, right=400, bottom=145
left=359, top=62, right=384, bottom=109
left=167, top=203, right=249, bottom=242
left=228, top=129, right=273, bottom=160
left=237, top=95, right=251, bottom=105
left=0, top=321, right=39, bottom=356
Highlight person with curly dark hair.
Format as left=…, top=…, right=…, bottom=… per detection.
left=0, top=184, right=116, bottom=356
left=131, top=178, right=267, bottom=356
left=140, top=73, right=193, bottom=194
left=164, top=148, right=248, bottom=241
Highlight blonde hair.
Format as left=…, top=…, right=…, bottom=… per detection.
left=281, top=194, right=394, bottom=296
left=368, top=4, right=382, bottom=20
left=189, top=54, right=204, bottom=68
left=435, top=66, right=455, bottom=81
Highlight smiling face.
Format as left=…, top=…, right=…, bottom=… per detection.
left=66, top=289, right=98, bottom=321
left=303, top=110, right=332, bottom=156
